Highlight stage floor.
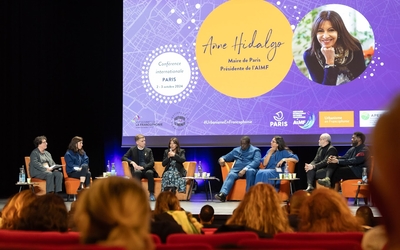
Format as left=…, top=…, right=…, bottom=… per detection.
left=0, top=192, right=381, bottom=217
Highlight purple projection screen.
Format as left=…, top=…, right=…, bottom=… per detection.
left=123, top=0, right=400, bottom=147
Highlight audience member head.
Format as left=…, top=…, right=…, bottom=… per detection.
left=355, top=205, right=375, bottom=227
left=288, top=190, right=310, bottom=215
left=226, top=183, right=292, bottom=235
left=199, top=205, right=215, bottom=225
left=16, top=193, right=68, bottom=232
left=74, top=177, right=153, bottom=250
left=372, top=94, right=400, bottom=249
left=0, top=190, right=37, bottom=229
left=154, top=191, right=180, bottom=216
left=298, top=188, right=362, bottom=232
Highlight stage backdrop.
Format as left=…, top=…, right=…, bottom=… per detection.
left=123, top=0, right=400, bottom=147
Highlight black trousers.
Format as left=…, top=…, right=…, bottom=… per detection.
left=132, top=169, right=155, bottom=193
left=68, top=165, right=91, bottom=187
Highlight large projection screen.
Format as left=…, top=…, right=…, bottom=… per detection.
left=123, top=0, right=400, bottom=147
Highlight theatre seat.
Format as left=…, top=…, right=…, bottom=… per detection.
left=237, top=239, right=362, bottom=250
left=122, top=161, right=196, bottom=200
left=24, top=156, right=46, bottom=195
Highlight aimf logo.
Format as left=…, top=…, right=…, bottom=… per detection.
left=172, top=112, right=188, bottom=130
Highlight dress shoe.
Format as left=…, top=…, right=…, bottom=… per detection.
left=317, top=177, right=331, bottom=187
left=305, top=185, right=314, bottom=192
left=149, top=193, right=156, bottom=201
left=214, top=192, right=226, bottom=202
left=77, top=185, right=84, bottom=193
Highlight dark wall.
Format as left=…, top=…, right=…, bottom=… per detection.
left=0, top=0, right=354, bottom=199
left=1, top=0, right=122, bottom=198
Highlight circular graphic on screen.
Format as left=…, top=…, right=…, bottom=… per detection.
left=195, top=0, right=293, bottom=98
left=293, top=4, right=374, bottom=86
left=142, top=45, right=199, bottom=104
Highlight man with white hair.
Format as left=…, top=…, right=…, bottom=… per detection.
left=304, top=133, right=337, bottom=192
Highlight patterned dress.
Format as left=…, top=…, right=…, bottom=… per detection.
left=161, top=160, right=186, bottom=193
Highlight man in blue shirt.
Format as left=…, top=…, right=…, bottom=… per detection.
left=215, top=136, right=261, bottom=202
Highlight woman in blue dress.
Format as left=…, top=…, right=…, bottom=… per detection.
left=161, top=137, right=186, bottom=193
left=255, top=136, right=299, bottom=191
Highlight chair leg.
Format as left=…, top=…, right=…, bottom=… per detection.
left=66, top=194, right=71, bottom=202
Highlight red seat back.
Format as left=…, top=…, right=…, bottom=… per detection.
left=166, top=232, right=259, bottom=248
left=0, top=230, right=80, bottom=245
left=238, top=239, right=362, bottom=250
left=274, top=232, right=364, bottom=243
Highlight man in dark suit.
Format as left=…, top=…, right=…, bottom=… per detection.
left=122, top=134, right=156, bottom=200
left=304, top=133, right=338, bottom=191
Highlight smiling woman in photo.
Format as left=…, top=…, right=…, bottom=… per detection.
left=303, top=10, right=367, bottom=85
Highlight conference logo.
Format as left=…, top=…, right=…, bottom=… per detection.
left=172, top=112, right=188, bottom=130
left=132, top=114, right=140, bottom=123
left=292, top=111, right=315, bottom=129
left=359, top=110, right=386, bottom=127
left=270, top=111, right=288, bottom=127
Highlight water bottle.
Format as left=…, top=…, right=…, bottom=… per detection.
left=197, top=161, right=203, bottom=176
left=19, top=166, right=26, bottom=183
left=107, top=160, right=110, bottom=172
left=362, top=167, right=368, bottom=184
left=111, top=163, right=116, bottom=176
left=284, top=162, right=289, bottom=179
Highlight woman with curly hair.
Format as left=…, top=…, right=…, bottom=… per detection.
left=0, top=190, right=37, bottom=229
left=298, top=188, right=362, bottom=232
left=215, top=183, right=292, bottom=238
left=74, top=177, right=154, bottom=250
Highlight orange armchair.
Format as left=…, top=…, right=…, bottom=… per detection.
left=24, top=156, right=46, bottom=196
left=60, top=157, right=81, bottom=201
left=220, top=161, right=296, bottom=201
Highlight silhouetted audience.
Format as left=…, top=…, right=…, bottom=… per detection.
left=153, top=191, right=201, bottom=238
left=16, top=193, right=68, bottom=232
left=355, top=205, right=375, bottom=231
left=287, top=190, right=310, bottom=231
left=74, top=176, right=154, bottom=250
left=298, top=188, right=362, bottom=232
left=199, top=204, right=219, bottom=228
left=0, top=190, right=37, bottom=229
left=368, top=94, right=400, bottom=250
left=215, top=183, right=292, bottom=238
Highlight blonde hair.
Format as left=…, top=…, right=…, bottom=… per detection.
left=298, top=188, right=362, bottom=232
left=226, top=183, right=292, bottom=234
left=153, top=191, right=180, bottom=215
left=1, top=190, right=37, bottom=229
left=74, top=177, right=153, bottom=250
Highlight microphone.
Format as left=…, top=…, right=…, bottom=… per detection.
left=169, top=148, right=172, bottom=162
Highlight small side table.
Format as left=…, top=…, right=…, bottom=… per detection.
left=15, top=182, right=38, bottom=193
left=269, top=178, right=300, bottom=197
left=183, top=176, right=220, bottom=201
left=352, top=183, right=369, bottom=205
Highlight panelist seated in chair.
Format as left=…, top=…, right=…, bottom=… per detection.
left=29, top=135, right=63, bottom=193
left=64, top=136, right=91, bottom=192
left=304, top=133, right=338, bottom=192
left=255, top=136, right=299, bottom=191
left=215, top=136, right=261, bottom=202
left=122, top=134, right=157, bottom=201
left=317, top=132, right=369, bottom=188
left=161, top=137, right=187, bottom=194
